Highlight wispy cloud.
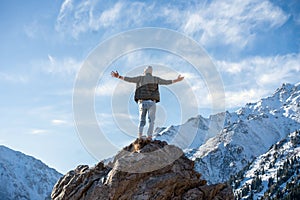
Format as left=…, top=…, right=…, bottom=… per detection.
left=56, top=0, right=90, bottom=38
left=217, top=53, right=300, bottom=87
left=56, top=0, right=289, bottom=48
left=56, top=0, right=152, bottom=38
left=178, top=0, right=288, bottom=48
left=34, top=54, right=82, bottom=76
left=51, top=119, right=68, bottom=125
left=215, top=53, right=300, bottom=108
left=0, top=72, right=28, bottom=83
left=225, top=88, right=268, bottom=108
left=96, top=2, right=123, bottom=28
left=30, top=129, right=48, bottom=135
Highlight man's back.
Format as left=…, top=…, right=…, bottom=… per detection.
left=124, top=73, right=172, bottom=86
left=124, top=73, right=173, bottom=103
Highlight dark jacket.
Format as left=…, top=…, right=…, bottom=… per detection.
left=124, top=73, right=172, bottom=103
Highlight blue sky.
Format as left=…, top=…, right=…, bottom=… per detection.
left=0, top=0, right=299, bottom=173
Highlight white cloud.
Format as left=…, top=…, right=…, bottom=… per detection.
left=0, top=72, right=28, bottom=83
left=217, top=61, right=245, bottom=74
left=215, top=53, right=300, bottom=108
left=256, top=54, right=300, bottom=86
left=181, top=0, right=288, bottom=48
left=56, top=0, right=289, bottom=49
left=217, top=53, right=300, bottom=87
left=56, top=0, right=91, bottom=38
left=52, top=119, right=68, bottom=125
left=97, top=2, right=123, bottom=28
left=225, top=88, right=268, bottom=108
left=59, top=0, right=73, bottom=19
left=56, top=0, right=151, bottom=38
left=30, top=129, right=48, bottom=135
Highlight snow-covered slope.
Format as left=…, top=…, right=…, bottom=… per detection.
left=154, top=112, right=226, bottom=150
left=232, top=130, right=300, bottom=199
left=154, top=83, right=300, bottom=184
left=0, top=145, right=62, bottom=200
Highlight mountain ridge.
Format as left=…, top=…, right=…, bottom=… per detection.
left=154, top=82, right=300, bottom=184
left=0, top=145, right=62, bottom=200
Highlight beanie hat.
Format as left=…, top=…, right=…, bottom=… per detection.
left=144, top=66, right=153, bottom=74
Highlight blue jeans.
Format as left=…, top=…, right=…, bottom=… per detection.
left=138, top=100, right=156, bottom=137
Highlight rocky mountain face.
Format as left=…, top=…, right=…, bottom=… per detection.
left=0, top=145, right=62, bottom=200
left=231, top=130, right=300, bottom=199
left=154, top=83, right=300, bottom=184
left=51, top=139, right=233, bottom=200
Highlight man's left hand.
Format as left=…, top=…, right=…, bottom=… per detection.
left=111, top=70, right=120, bottom=78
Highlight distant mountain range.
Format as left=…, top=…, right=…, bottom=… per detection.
left=154, top=82, right=300, bottom=185
left=0, top=145, right=61, bottom=200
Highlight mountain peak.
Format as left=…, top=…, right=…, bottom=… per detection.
left=276, top=82, right=294, bottom=93
left=51, top=139, right=233, bottom=200
left=0, top=145, right=62, bottom=200
left=242, top=82, right=299, bottom=113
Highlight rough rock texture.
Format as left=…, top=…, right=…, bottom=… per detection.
left=51, top=139, right=233, bottom=200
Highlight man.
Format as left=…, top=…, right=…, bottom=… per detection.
left=111, top=66, right=184, bottom=140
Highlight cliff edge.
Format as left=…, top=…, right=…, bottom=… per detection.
left=51, top=139, right=233, bottom=200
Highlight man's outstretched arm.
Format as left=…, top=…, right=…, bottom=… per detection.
left=111, top=70, right=140, bottom=83
left=157, top=74, right=184, bottom=85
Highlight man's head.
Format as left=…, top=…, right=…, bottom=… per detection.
left=144, top=66, right=153, bottom=75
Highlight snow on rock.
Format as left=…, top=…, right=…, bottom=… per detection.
left=0, top=145, right=62, bottom=200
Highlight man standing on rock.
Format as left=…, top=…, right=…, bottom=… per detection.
left=111, top=66, right=184, bottom=140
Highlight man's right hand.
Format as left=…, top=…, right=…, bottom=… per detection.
left=111, top=71, right=120, bottom=78
left=173, top=75, right=184, bottom=83
left=176, top=75, right=184, bottom=82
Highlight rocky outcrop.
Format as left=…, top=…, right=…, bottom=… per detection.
left=51, top=139, right=233, bottom=200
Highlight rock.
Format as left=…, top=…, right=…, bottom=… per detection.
left=51, top=139, right=233, bottom=200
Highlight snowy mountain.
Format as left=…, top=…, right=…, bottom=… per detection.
left=231, top=130, right=300, bottom=199
left=154, top=82, right=300, bottom=184
left=0, top=145, right=62, bottom=200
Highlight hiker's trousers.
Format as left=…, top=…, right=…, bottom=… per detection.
left=138, top=100, right=156, bottom=137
